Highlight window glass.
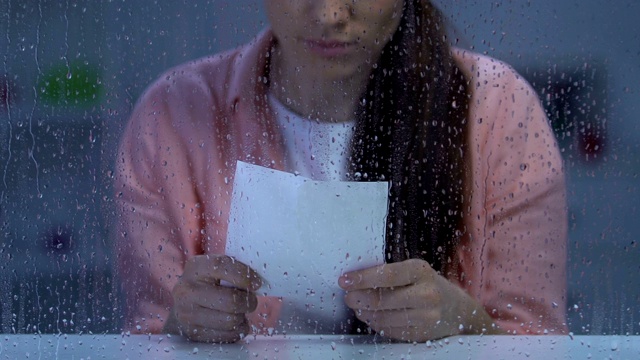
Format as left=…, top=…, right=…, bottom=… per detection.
left=1, top=0, right=638, bottom=350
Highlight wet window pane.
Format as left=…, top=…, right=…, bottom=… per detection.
left=1, top=0, right=638, bottom=355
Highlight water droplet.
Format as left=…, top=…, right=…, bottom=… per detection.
left=610, top=341, right=618, bottom=351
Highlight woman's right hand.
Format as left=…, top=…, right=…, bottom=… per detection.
left=166, top=254, right=262, bottom=343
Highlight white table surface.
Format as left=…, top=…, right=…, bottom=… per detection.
left=1, top=334, right=638, bottom=359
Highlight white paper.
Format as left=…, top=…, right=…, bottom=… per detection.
left=225, top=161, right=388, bottom=326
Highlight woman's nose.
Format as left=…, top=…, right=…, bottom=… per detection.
left=311, top=0, right=352, bottom=28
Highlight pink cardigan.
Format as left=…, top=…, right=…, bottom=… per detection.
left=115, top=30, right=568, bottom=335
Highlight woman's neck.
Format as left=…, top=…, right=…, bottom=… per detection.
left=268, top=47, right=369, bottom=123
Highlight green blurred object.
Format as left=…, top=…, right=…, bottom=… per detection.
left=39, top=62, right=103, bottom=107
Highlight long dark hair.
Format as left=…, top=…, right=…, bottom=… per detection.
left=349, top=0, right=470, bottom=273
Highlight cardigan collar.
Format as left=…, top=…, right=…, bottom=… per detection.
left=226, top=29, right=275, bottom=110
left=225, top=29, right=287, bottom=170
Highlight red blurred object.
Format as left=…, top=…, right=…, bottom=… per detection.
left=580, top=129, right=606, bottom=160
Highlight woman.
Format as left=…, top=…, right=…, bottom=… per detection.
left=115, top=0, right=568, bottom=343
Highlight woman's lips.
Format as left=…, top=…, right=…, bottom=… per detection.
left=304, top=39, right=354, bottom=57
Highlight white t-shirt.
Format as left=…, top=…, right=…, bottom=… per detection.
left=269, top=94, right=355, bottom=182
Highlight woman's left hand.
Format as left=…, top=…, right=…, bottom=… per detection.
left=338, top=258, right=495, bottom=342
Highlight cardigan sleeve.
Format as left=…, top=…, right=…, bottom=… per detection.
left=451, top=54, right=568, bottom=335
left=113, top=55, right=283, bottom=334
left=114, top=76, right=209, bottom=334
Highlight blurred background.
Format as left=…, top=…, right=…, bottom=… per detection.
left=0, top=0, right=638, bottom=335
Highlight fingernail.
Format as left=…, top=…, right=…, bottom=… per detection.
left=258, top=274, right=268, bottom=287
left=340, top=275, right=353, bottom=287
